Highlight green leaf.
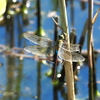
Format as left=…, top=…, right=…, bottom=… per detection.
left=0, top=0, right=7, bottom=16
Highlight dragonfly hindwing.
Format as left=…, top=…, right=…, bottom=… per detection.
left=24, top=45, right=55, bottom=57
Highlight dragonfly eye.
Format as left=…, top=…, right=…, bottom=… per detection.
left=58, top=35, right=64, bottom=40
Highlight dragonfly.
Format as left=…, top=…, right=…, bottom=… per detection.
left=23, top=32, right=85, bottom=62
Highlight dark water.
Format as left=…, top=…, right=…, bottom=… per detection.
left=0, top=0, right=100, bottom=100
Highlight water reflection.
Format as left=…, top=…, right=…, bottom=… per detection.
left=2, top=57, right=15, bottom=100
left=37, top=62, right=42, bottom=100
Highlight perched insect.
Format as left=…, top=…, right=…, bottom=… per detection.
left=23, top=32, right=85, bottom=62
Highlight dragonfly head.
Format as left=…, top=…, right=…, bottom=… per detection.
left=58, top=33, right=68, bottom=41
left=58, top=35, right=64, bottom=40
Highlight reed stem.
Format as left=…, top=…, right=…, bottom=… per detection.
left=58, top=0, right=75, bottom=100
left=88, top=0, right=95, bottom=99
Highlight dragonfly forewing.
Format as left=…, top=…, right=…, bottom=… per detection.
left=60, top=42, right=80, bottom=52
left=23, top=32, right=55, bottom=47
left=24, top=45, right=55, bottom=57
left=24, top=32, right=80, bottom=52
left=70, top=44, right=80, bottom=52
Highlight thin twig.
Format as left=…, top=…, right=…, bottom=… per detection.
left=92, top=9, right=100, bottom=24
left=52, top=17, right=66, bottom=34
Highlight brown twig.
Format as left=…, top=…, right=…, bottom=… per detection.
left=92, top=9, right=100, bottom=24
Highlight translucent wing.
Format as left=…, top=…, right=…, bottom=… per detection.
left=60, top=42, right=80, bottom=52
left=71, top=53, right=85, bottom=62
left=58, top=47, right=85, bottom=62
left=24, top=32, right=81, bottom=52
left=24, top=32, right=85, bottom=62
left=24, top=45, right=55, bottom=57
left=23, top=32, right=55, bottom=47
left=58, top=47, right=72, bottom=62
left=70, top=44, right=80, bottom=52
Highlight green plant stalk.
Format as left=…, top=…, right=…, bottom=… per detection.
left=58, top=0, right=75, bottom=100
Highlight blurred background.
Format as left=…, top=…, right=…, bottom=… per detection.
left=0, top=0, right=100, bottom=100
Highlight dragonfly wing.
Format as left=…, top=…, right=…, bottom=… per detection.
left=23, top=32, right=55, bottom=47
left=70, top=44, right=80, bottom=52
left=58, top=47, right=72, bottom=62
left=58, top=47, right=85, bottom=62
left=60, top=42, right=80, bottom=52
left=71, top=53, right=85, bottom=62
left=24, top=45, right=54, bottom=57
